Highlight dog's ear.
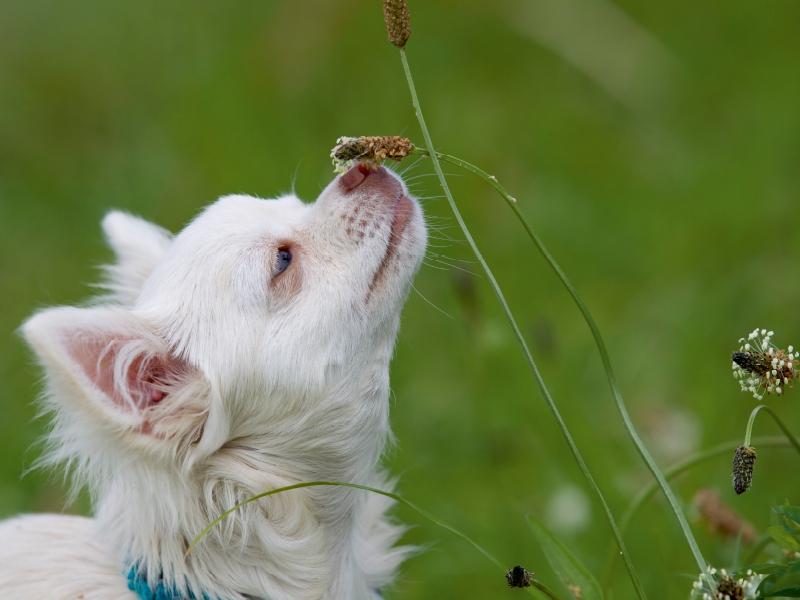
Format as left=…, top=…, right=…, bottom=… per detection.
left=23, top=306, right=210, bottom=450
left=101, top=211, right=173, bottom=307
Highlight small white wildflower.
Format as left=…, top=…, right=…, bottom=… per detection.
left=733, top=329, right=798, bottom=399
left=690, top=567, right=765, bottom=600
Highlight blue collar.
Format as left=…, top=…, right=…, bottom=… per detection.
left=127, top=567, right=210, bottom=600
left=127, top=566, right=379, bottom=600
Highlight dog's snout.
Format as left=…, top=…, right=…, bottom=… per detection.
left=339, top=163, right=371, bottom=191
left=338, top=162, right=400, bottom=194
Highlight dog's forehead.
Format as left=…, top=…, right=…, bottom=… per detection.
left=180, top=194, right=308, bottom=244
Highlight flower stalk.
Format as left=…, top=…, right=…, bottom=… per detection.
left=404, top=145, right=707, bottom=575
left=396, top=46, right=649, bottom=600
left=600, top=437, right=791, bottom=591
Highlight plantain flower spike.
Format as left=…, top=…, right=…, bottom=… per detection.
left=690, top=566, right=763, bottom=600
left=331, top=136, right=414, bottom=173
left=383, top=0, right=411, bottom=49
left=732, top=445, right=757, bottom=495
left=732, top=328, right=798, bottom=400
left=505, top=566, right=532, bottom=588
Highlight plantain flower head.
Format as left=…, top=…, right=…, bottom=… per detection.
left=732, top=328, right=797, bottom=400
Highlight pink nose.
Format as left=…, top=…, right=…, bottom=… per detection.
left=339, top=162, right=378, bottom=191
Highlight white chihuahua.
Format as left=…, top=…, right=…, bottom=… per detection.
left=0, top=163, right=426, bottom=600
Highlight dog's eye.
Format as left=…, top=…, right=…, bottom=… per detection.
left=274, top=248, right=292, bottom=276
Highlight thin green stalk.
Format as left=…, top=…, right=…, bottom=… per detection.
left=601, top=437, right=792, bottom=591
left=186, top=481, right=561, bottom=600
left=743, top=533, right=774, bottom=566
left=399, top=48, right=648, bottom=600
left=744, top=405, right=800, bottom=452
left=407, top=144, right=707, bottom=575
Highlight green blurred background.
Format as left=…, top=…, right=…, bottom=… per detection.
left=1, top=0, right=799, bottom=598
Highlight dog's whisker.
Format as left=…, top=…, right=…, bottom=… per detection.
left=427, top=252, right=478, bottom=265
left=431, top=259, right=480, bottom=277
left=421, top=260, right=449, bottom=272
left=410, top=283, right=453, bottom=319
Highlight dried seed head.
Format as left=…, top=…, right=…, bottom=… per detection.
left=383, top=0, right=411, bottom=49
left=715, top=575, right=745, bottom=600
left=330, top=136, right=414, bottom=173
left=506, top=566, right=532, bottom=588
left=692, top=488, right=757, bottom=542
left=732, top=329, right=798, bottom=400
left=732, top=446, right=757, bottom=495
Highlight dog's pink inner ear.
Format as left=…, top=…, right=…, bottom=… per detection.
left=69, top=333, right=182, bottom=413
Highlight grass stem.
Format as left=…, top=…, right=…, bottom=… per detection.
left=399, top=48, right=648, bottom=600
left=744, top=405, right=800, bottom=452
left=407, top=144, right=707, bottom=575
left=186, top=481, right=561, bottom=600
left=600, top=436, right=792, bottom=591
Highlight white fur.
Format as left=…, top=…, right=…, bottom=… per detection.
left=1, top=165, right=426, bottom=600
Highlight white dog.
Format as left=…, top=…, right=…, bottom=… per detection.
left=0, top=163, right=427, bottom=600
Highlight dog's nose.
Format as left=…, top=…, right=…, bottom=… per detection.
left=339, top=162, right=384, bottom=192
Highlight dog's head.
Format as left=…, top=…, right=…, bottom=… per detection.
left=23, top=164, right=426, bottom=475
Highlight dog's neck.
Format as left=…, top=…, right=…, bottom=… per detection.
left=93, top=364, right=400, bottom=600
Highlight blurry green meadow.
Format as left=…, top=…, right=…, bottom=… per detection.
left=2, top=0, right=800, bottom=598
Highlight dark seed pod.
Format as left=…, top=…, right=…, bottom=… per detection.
left=506, top=566, right=532, bottom=588
left=383, top=0, right=411, bottom=49
left=716, top=575, right=745, bottom=600
left=732, top=446, right=757, bottom=495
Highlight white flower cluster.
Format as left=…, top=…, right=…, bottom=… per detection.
left=732, top=328, right=797, bottom=400
left=690, top=566, right=764, bottom=600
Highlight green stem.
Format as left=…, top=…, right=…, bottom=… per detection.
left=743, top=533, right=774, bottom=566
left=407, top=144, right=706, bottom=575
left=399, top=48, right=648, bottom=600
left=186, top=481, right=561, bottom=600
left=744, top=405, right=800, bottom=453
left=601, top=437, right=792, bottom=591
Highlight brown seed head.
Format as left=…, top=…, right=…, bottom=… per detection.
left=732, top=445, right=757, bottom=495
left=383, top=0, right=411, bottom=49
left=506, top=566, right=532, bottom=588
left=692, top=487, right=757, bottom=543
left=715, top=575, right=745, bottom=600
left=331, top=136, right=414, bottom=172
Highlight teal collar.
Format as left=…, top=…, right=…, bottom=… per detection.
left=127, top=565, right=380, bottom=599
left=127, top=567, right=210, bottom=600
